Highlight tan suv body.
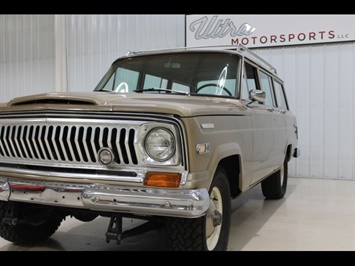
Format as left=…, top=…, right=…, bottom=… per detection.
left=0, top=45, right=299, bottom=251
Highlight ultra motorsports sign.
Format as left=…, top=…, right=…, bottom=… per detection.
left=186, top=15, right=355, bottom=48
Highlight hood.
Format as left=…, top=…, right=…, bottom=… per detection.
left=1, top=91, right=247, bottom=117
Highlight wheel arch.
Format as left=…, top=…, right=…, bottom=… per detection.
left=205, top=143, right=244, bottom=199
left=285, top=144, right=293, bottom=163
left=218, top=155, right=241, bottom=198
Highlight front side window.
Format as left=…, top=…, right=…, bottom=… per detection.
left=241, top=62, right=258, bottom=100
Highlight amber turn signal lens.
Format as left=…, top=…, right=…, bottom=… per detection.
left=144, top=172, right=181, bottom=188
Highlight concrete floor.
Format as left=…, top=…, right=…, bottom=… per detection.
left=0, top=176, right=354, bottom=251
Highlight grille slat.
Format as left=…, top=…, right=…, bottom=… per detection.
left=4, top=126, right=10, bottom=154
left=0, top=121, right=139, bottom=167
left=78, top=127, right=87, bottom=162
left=24, top=125, right=34, bottom=159
left=114, top=129, right=123, bottom=161
left=44, top=126, right=53, bottom=160
left=74, top=126, right=84, bottom=163
left=90, top=128, right=98, bottom=163
left=8, top=126, right=16, bottom=157
left=13, top=126, right=22, bottom=157
left=123, top=129, right=131, bottom=164
left=59, top=126, right=69, bottom=161
left=65, top=126, right=74, bottom=161
left=38, top=126, right=50, bottom=160
left=51, top=126, right=61, bottom=161
left=26, top=126, right=38, bottom=159
left=34, top=126, right=44, bottom=160
left=28, top=125, right=39, bottom=159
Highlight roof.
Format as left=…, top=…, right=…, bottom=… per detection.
left=125, top=44, right=277, bottom=75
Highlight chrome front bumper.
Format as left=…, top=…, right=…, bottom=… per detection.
left=0, top=178, right=210, bottom=218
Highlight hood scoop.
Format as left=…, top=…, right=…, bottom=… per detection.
left=8, top=93, right=98, bottom=106
left=11, top=99, right=95, bottom=106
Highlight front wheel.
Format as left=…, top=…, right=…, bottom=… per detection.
left=0, top=201, right=65, bottom=245
left=165, top=166, right=231, bottom=251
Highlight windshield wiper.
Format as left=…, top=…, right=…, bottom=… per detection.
left=134, top=88, right=190, bottom=95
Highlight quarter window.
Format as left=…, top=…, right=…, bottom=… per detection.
left=274, top=80, right=288, bottom=110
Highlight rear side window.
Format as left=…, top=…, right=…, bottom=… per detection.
left=273, top=80, right=288, bottom=110
left=258, top=71, right=275, bottom=107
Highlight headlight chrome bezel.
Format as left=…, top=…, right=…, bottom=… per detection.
left=139, top=123, right=181, bottom=165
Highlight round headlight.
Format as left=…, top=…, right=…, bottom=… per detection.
left=144, top=128, right=176, bottom=162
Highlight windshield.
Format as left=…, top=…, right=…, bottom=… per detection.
left=94, top=52, right=241, bottom=97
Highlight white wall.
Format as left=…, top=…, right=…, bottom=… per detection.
left=254, top=43, right=355, bottom=180
left=0, top=15, right=56, bottom=101
left=65, top=15, right=185, bottom=93
left=0, top=14, right=354, bottom=180
left=0, top=14, right=185, bottom=100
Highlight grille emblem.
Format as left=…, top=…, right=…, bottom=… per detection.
left=98, top=148, right=114, bottom=166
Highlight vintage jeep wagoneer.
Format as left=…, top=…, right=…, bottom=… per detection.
left=0, top=44, right=299, bottom=251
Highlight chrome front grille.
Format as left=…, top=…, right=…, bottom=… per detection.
left=0, top=118, right=140, bottom=167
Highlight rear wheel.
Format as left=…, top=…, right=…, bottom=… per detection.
left=165, top=166, right=231, bottom=251
left=261, top=157, right=288, bottom=199
left=0, top=201, right=65, bottom=245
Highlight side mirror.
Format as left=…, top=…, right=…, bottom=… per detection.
left=249, top=90, right=265, bottom=104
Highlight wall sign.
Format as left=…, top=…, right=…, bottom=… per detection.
left=186, top=15, right=355, bottom=48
